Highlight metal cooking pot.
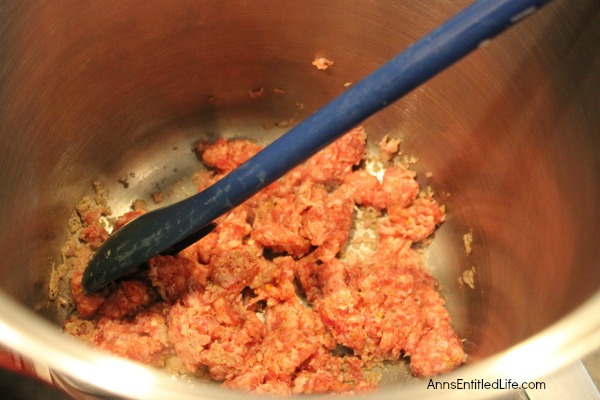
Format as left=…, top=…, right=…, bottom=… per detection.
left=0, top=0, right=599, bottom=398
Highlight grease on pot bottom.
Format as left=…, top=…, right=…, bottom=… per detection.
left=54, top=127, right=466, bottom=395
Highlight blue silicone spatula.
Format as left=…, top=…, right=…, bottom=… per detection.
left=83, top=0, right=553, bottom=294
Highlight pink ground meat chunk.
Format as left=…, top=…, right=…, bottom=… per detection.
left=314, top=239, right=466, bottom=374
left=96, top=280, right=155, bottom=319
left=79, top=225, right=109, bottom=250
left=251, top=187, right=312, bottom=256
left=64, top=127, right=466, bottom=394
left=382, top=165, right=420, bottom=209
left=250, top=256, right=297, bottom=307
left=344, top=169, right=389, bottom=210
left=196, top=138, right=263, bottom=173
left=380, top=197, right=446, bottom=242
left=209, top=245, right=264, bottom=292
left=224, top=297, right=336, bottom=394
left=70, top=270, right=107, bottom=318
left=251, top=182, right=354, bottom=259
left=94, top=306, right=171, bottom=367
left=292, top=349, right=378, bottom=394
left=148, top=254, right=209, bottom=303
left=168, top=286, right=266, bottom=380
left=112, top=210, right=145, bottom=231
left=302, top=126, right=366, bottom=184
left=193, top=205, right=253, bottom=264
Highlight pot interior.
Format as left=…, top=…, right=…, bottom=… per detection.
left=0, top=0, right=599, bottom=395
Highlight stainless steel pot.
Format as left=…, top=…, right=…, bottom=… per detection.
left=1, top=0, right=599, bottom=399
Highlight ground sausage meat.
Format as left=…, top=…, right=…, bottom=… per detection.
left=94, top=305, right=172, bottom=367
left=167, top=285, right=266, bottom=380
left=61, top=127, right=466, bottom=394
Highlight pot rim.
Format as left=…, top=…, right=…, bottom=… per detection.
left=1, top=290, right=599, bottom=399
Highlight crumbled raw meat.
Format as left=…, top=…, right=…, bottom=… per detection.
left=191, top=169, right=219, bottom=192
left=224, top=296, right=335, bottom=393
left=148, top=254, right=209, bottom=303
left=195, top=138, right=263, bottom=173
left=382, top=165, right=420, bottom=210
left=194, top=205, right=253, bottom=264
left=250, top=256, right=297, bottom=306
left=379, top=134, right=401, bottom=160
left=314, top=239, right=466, bottom=371
left=303, top=185, right=354, bottom=254
left=96, top=280, right=155, bottom=319
left=410, top=321, right=467, bottom=377
left=344, top=170, right=389, bottom=210
left=94, top=306, right=171, bottom=367
left=312, top=57, right=334, bottom=70
left=302, top=127, right=366, bottom=184
left=79, top=225, right=109, bottom=249
left=167, top=286, right=266, bottom=380
left=251, top=182, right=354, bottom=259
left=251, top=184, right=313, bottom=257
left=112, top=210, right=145, bottom=232
left=292, top=349, right=378, bottom=394
left=380, top=197, right=446, bottom=242
left=69, top=270, right=107, bottom=318
left=60, top=127, right=465, bottom=395
left=209, top=246, right=263, bottom=292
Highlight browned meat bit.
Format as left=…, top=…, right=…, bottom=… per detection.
left=312, top=57, right=334, bottom=70
left=76, top=197, right=110, bottom=249
left=378, top=134, right=401, bottom=161
left=76, top=201, right=109, bottom=228
left=248, top=87, right=265, bottom=99
left=151, top=191, right=164, bottom=204
left=63, top=315, right=97, bottom=345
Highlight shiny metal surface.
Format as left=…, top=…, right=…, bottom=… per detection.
left=0, top=0, right=599, bottom=399
left=525, top=361, right=599, bottom=400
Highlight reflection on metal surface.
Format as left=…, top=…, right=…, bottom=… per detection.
left=526, top=361, right=600, bottom=400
